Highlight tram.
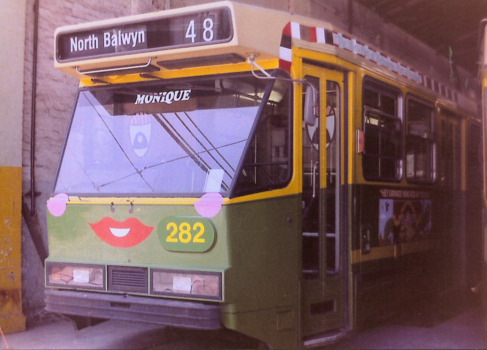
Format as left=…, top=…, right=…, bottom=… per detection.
left=45, top=2, right=482, bottom=348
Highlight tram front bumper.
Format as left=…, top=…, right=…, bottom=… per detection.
left=45, top=289, right=222, bottom=330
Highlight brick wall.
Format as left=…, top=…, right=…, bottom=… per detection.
left=21, top=0, right=133, bottom=322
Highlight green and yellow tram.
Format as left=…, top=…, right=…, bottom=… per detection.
left=45, top=2, right=482, bottom=348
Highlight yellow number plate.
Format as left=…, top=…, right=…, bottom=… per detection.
left=158, top=216, right=215, bottom=252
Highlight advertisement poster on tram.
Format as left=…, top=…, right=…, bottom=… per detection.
left=378, top=190, right=432, bottom=246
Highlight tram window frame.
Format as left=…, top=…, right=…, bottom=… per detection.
left=362, top=78, right=403, bottom=182
left=231, top=70, right=294, bottom=197
left=405, top=96, right=436, bottom=183
left=53, top=70, right=293, bottom=198
left=438, top=109, right=461, bottom=190
left=467, top=122, right=482, bottom=189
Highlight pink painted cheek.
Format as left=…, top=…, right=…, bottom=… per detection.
left=47, top=193, right=69, bottom=217
left=194, top=192, right=224, bottom=218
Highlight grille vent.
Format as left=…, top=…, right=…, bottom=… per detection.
left=108, top=266, right=148, bottom=293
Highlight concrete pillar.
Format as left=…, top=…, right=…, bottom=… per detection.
left=0, top=0, right=27, bottom=334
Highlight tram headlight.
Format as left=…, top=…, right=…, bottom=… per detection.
left=46, top=262, right=105, bottom=290
left=151, top=269, right=222, bottom=301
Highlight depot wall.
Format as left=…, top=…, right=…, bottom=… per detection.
left=20, top=0, right=474, bottom=323
left=21, top=0, right=133, bottom=322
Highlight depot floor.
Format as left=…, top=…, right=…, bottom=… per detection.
left=3, top=300, right=485, bottom=349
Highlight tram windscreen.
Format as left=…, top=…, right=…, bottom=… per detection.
left=54, top=72, right=291, bottom=197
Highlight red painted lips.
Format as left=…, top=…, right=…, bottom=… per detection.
left=89, top=217, right=154, bottom=248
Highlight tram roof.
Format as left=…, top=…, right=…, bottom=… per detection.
left=354, top=0, right=485, bottom=78
left=53, top=1, right=477, bottom=114
left=54, top=1, right=289, bottom=78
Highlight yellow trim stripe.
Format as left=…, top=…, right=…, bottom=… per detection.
left=351, top=239, right=440, bottom=264
left=80, top=59, right=279, bottom=87
left=60, top=185, right=300, bottom=206
left=64, top=196, right=221, bottom=206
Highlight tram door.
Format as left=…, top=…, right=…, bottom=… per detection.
left=439, top=113, right=462, bottom=284
left=301, top=65, right=345, bottom=337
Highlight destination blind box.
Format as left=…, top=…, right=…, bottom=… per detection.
left=56, top=7, right=233, bottom=62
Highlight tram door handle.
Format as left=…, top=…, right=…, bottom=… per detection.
left=311, top=161, right=319, bottom=199
left=302, top=161, right=319, bottom=222
left=361, top=225, right=371, bottom=254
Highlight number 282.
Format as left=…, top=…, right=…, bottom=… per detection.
left=158, top=217, right=215, bottom=252
left=166, top=222, right=205, bottom=244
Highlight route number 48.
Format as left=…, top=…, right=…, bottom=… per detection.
left=185, top=17, right=215, bottom=43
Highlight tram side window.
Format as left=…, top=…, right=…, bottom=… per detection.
left=362, top=81, right=403, bottom=181
left=406, top=98, right=436, bottom=183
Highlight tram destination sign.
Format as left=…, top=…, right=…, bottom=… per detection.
left=56, top=7, right=233, bottom=62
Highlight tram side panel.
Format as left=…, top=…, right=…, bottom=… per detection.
left=352, top=183, right=448, bottom=327
left=221, top=197, right=302, bottom=349
left=349, top=82, right=468, bottom=328
left=465, top=121, right=483, bottom=290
